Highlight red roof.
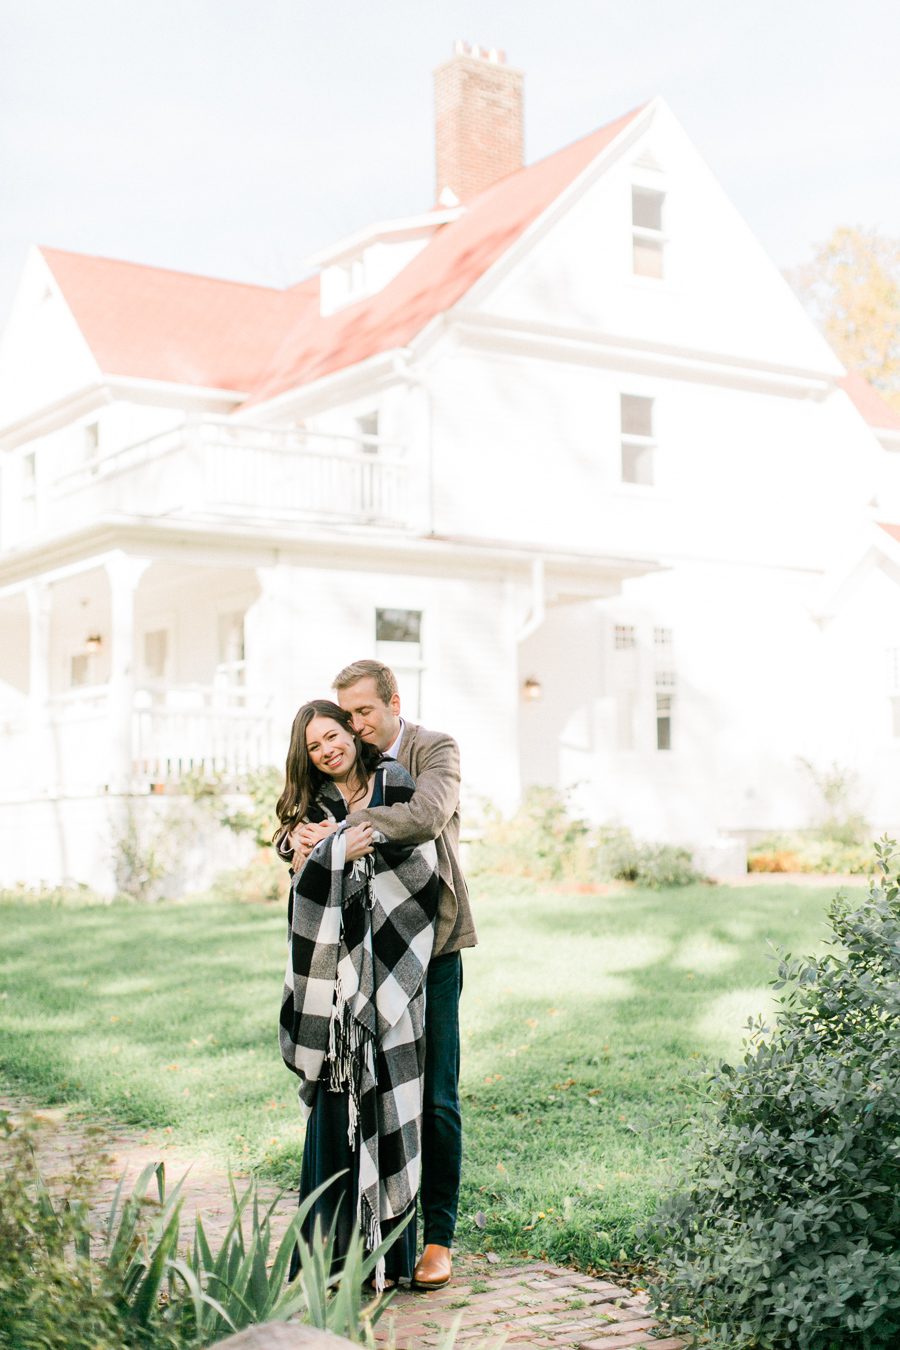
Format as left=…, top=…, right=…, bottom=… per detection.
left=879, top=522, right=900, bottom=544
left=40, top=249, right=317, bottom=392
left=39, top=105, right=644, bottom=405
left=840, top=371, right=900, bottom=432
left=249, top=106, right=644, bottom=405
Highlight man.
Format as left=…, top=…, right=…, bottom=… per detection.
left=289, top=659, right=476, bottom=1289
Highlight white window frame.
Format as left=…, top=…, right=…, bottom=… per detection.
left=375, top=607, right=424, bottom=720
left=631, top=184, right=667, bottom=280
left=619, top=393, right=656, bottom=487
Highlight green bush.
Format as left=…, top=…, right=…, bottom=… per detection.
left=595, top=827, right=702, bottom=889
left=210, top=847, right=286, bottom=905
left=469, top=789, right=702, bottom=889
left=468, top=786, right=595, bottom=883
left=0, top=1111, right=396, bottom=1349
left=647, top=836, right=900, bottom=1349
left=0, top=1114, right=185, bottom=1350
left=748, top=832, right=872, bottom=875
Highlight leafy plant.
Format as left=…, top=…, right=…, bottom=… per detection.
left=0, top=1111, right=397, bottom=1349
left=111, top=801, right=171, bottom=902
left=595, top=827, right=701, bottom=889
left=468, top=790, right=702, bottom=889
left=647, top=836, right=900, bottom=1349
left=468, top=787, right=595, bottom=883
left=208, top=848, right=286, bottom=905
left=182, top=767, right=281, bottom=850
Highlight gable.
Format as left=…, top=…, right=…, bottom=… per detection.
left=0, top=248, right=102, bottom=432
left=470, top=100, right=843, bottom=381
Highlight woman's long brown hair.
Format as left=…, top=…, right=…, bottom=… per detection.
left=274, top=699, right=381, bottom=834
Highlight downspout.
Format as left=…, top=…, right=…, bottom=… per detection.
left=518, top=556, right=545, bottom=640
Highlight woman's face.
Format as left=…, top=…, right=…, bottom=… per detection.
left=305, top=715, right=357, bottom=780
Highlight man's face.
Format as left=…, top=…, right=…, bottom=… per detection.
left=336, top=677, right=401, bottom=752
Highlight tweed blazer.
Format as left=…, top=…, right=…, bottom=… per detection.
left=346, top=721, right=476, bottom=958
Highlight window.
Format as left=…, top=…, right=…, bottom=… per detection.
left=375, top=608, right=421, bottom=644
left=355, top=411, right=379, bottom=453
left=216, top=610, right=246, bottom=687
left=632, top=186, right=665, bottom=278
left=656, top=693, right=673, bottom=751
left=70, top=653, right=90, bottom=688
left=22, top=451, right=36, bottom=496
left=83, top=421, right=99, bottom=461
left=143, top=629, right=170, bottom=681
left=375, top=607, right=423, bottom=718
left=620, top=394, right=655, bottom=485
left=614, top=624, right=636, bottom=650
left=654, top=627, right=673, bottom=651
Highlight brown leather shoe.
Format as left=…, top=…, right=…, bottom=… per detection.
left=412, top=1243, right=452, bottom=1289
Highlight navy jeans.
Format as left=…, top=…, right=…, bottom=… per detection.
left=421, top=951, right=463, bottom=1247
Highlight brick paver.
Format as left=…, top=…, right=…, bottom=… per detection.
left=377, top=1263, right=685, bottom=1349
left=1, top=1097, right=684, bottom=1349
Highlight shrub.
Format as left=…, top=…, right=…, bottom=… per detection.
left=210, top=848, right=286, bottom=905
left=183, top=767, right=281, bottom=850
left=595, top=827, right=702, bottom=889
left=747, top=833, right=871, bottom=875
left=468, top=786, right=595, bottom=883
left=646, top=836, right=900, bottom=1349
left=469, top=789, right=702, bottom=888
left=0, top=1110, right=396, bottom=1349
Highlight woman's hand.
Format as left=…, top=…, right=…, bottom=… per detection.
left=288, top=819, right=338, bottom=870
left=343, top=823, right=375, bottom=862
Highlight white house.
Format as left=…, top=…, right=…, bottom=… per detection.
left=1, top=43, right=897, bottom=888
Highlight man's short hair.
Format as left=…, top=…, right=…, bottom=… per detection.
left=333, top=659, right=398, bottom=704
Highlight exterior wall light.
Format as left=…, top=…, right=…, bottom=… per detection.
left=522, top=676, right=543, bottom=701
left=84, top=633, right=103, bottom=651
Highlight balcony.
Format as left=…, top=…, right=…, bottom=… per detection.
left=11, top=417, right=411, bottom=549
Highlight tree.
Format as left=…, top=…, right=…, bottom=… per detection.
left=788, top=226, right=900, bottom=409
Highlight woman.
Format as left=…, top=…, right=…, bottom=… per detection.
left=276, top=700, right=440, bottom=1290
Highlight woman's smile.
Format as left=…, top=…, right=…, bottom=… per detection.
left=305, top=715, right=358, bottom=779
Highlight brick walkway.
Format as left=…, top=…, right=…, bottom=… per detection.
left=1, top=1098, right=684, bottom=1349
left=378, top=1262, right=684, bottom=1350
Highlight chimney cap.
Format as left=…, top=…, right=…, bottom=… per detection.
left=451, top=39, right=507, bottom=64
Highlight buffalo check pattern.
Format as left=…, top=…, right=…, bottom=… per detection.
left=279, top=762, right=439, bottom=1284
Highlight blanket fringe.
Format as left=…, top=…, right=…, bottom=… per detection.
left=326, top=976, right=371, bottom=1149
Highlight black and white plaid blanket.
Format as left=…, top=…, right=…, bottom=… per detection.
left=279, top=764, right=439, bottom=1287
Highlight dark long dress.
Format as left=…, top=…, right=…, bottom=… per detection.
left=288, top=769, right=418, bottom=1284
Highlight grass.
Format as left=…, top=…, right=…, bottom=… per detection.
left=0, top=874, right=858, bottom=1271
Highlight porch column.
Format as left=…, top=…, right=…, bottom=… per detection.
left=25, top=579, right=53, bottom=794
left=105, top=553, right=150, bottom=792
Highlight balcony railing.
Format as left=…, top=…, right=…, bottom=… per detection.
left=12, top=417, right=411, bottom=546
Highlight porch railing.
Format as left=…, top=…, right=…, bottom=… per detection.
left=18, top=417, right=411, bottom=543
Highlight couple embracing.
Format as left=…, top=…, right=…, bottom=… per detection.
left=276, top=659, right=476, bottom=1292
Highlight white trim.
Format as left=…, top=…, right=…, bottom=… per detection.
left=0, top=377, right=243, bottom=451
left=0, top=517, right=661, bottom=597
left=303, top=207, right=465, bottom=269
left=240, top=348, right=407, bottom=420
left=450, top=312, right=838, bottom=399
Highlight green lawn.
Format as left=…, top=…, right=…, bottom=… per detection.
left=0, top=875, right=855, bottom=1269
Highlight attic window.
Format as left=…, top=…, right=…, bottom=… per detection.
left=632, top=187, right=665, bottom=279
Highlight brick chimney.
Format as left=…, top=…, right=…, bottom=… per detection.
left=434, top=42, right=524, bottom=203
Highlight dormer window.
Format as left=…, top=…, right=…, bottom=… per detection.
left=632, top=186, right=665, bottom=279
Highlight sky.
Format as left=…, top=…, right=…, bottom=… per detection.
left=1, top=0, right=898, bottom=327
